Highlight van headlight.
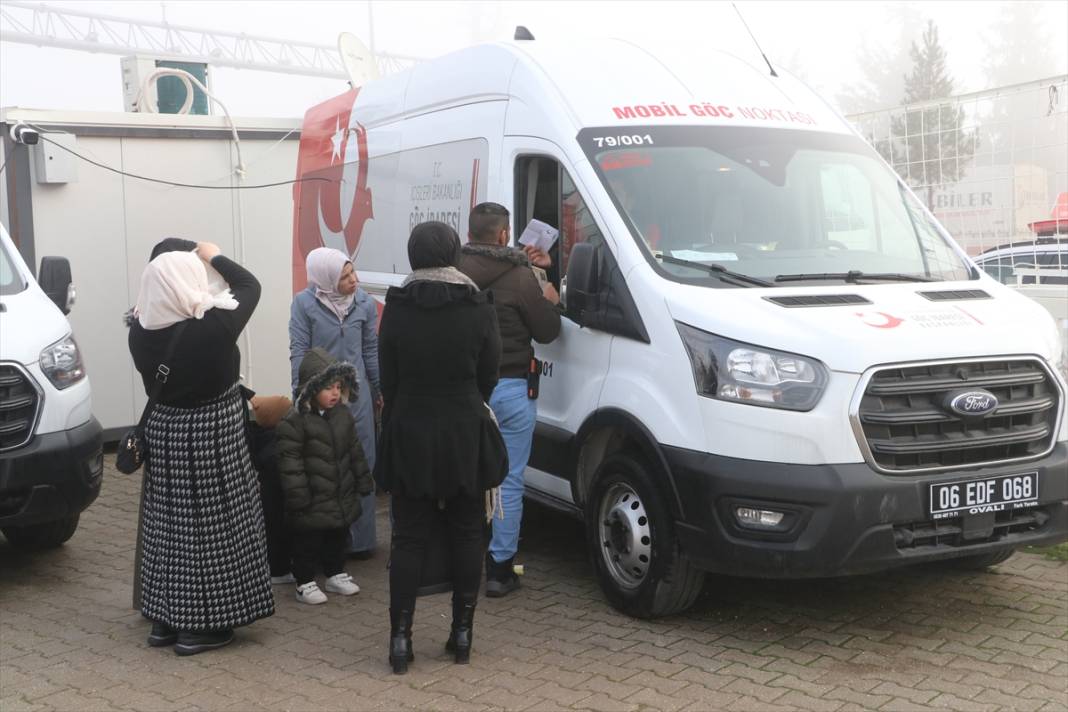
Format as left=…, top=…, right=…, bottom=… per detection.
left=676, top=322, right=827, bottom=411
left=40, top=334, right=85, bottom=389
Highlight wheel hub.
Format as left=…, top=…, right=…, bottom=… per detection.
left=598, top=483, right=652, bottom=589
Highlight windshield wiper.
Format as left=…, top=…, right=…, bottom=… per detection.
left=659, top=254, right=773, bottom=287
left=774, top=270, right=935, bottom=284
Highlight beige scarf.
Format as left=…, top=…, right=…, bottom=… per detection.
left=135, top=251, right=238, bottom=330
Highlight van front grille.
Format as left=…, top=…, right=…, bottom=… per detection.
left=855, top=358, right=1061, bottom=473
left=0, top=364, right=40, bottom=452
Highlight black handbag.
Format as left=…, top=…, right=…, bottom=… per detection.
left=116, top=323, right=187, bottom=474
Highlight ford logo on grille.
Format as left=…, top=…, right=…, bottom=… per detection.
left=945, top=389, right=999, bottom=418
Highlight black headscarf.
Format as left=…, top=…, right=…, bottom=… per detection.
left=150, top=237, right=198, bottom=261
left=407, top=222, right=461, bottom=270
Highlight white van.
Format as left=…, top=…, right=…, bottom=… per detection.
left=294, top=39, right=1067, bottom=617
left=0, top=225, right=102, bottom=549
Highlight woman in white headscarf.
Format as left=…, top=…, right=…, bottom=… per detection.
left=289, top=247, right=382, bottom=567
left=127, top=242, right=273, bottom=656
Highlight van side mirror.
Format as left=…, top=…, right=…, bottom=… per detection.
left=38, top=257, right=75, bottom=314
left=565, top=242, right=599, bottom=323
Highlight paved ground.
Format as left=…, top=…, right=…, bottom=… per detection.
left=2, top=455, right=1067, bottom=712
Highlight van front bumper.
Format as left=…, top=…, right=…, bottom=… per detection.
left=667, top=443, right=1068, bottom=578
left=0, top=418, right=103, bottom=528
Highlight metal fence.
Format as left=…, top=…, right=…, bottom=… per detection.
left=848, top=75, right=1068, bottom=258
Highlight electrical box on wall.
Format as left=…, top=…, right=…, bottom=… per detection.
left=33, top=133, right=78, bottom=184
left=121, top=55, right=213, bottom=114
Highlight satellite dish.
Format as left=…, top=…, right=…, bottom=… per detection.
left=338, top=32, right=380, bottom=86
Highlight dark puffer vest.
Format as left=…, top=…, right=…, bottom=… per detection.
left=276, top=348, right=373, bottom=531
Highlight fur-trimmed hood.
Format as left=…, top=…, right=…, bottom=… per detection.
left=461, top=242, right=529, bottom=266
left=458, top=243, right=529, bottom=290
left=295, top=347, right=360, bottom=412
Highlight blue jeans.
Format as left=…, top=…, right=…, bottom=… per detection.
left=487, top=378, right=537, bottom=564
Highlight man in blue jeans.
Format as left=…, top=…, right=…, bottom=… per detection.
left=458, top=202, right=561, bottom=596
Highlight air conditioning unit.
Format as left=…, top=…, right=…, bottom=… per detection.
left=121, top=56, right=213, bottom=115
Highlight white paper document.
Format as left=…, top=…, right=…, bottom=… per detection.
left=518, top=219, right=559, bottom=253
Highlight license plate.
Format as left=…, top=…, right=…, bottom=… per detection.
left=929, top=472, right=1039, bottom=520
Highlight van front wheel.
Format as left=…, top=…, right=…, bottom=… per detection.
left=1, top=514, right=80, bottom=550
left=585, top=454, right=704, bottom=618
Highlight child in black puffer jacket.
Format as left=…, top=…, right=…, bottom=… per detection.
left=276, top=347, right=374, bottom=605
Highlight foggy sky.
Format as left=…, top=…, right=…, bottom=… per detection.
left=2, top=0, right=1066, bottom=118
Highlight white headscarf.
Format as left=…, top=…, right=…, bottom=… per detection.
left=135, top=251, right=239, bottom=330
left=306, top=247, right=355, bottom=323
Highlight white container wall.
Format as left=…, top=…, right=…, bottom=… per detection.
left=1, top=109, right=300, bottom=433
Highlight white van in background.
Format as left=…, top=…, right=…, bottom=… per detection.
left=0, top=225, right=102, bottom=549
left=294, top=38, right=1067, bottom=617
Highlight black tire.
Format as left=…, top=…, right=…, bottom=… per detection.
left=585, top=454, right=704, bottom=618
left=1, top=514, right=80, bottom=550
left=951, top=547, right=1015, bottom=570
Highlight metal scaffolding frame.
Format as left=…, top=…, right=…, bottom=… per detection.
left=0, top=1, right=420, bottom=79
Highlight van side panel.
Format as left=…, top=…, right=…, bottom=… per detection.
left=363, top=102, right=505, bottom=277
left=294, top=94, right=503, bottom=287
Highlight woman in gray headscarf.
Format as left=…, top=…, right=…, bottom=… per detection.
left=289, top=247, right=381, bottom=562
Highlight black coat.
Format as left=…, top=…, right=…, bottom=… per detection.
left=374, top=278, right=508, bottom=498
left=276, top=349, right=373, bottom=531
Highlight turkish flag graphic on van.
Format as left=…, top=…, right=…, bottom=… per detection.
left=292, top=89, right=374, bottom=292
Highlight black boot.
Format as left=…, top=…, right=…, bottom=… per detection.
left=444, top=597, right=477, bottom=664
left=388, top=608, right=414, bottom=674
left=174, top=629, right=234, bottom=656
left=485, top=553, right=520, bottom=598
left=147, top=621, right=177, bottom=648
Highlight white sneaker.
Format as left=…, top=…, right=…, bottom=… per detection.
left=324, top=572, right=360, bottom=596
left=271, top=572, right=296, bottom=585
left=295, top=581, right=327, bottom=605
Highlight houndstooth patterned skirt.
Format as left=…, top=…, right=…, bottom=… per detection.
left=140, top=384, right=274, bottom=631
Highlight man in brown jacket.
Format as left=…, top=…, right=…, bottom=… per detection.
left=458, top=202, right=561, bottom=597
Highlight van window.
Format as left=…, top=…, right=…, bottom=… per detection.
left=560, top=169, right=606, bottom=277
left=578, top=126, right=974, bottom=286
left=514, top=158, right=606, bottom=285
left=0, top=239, right=27, bottom=296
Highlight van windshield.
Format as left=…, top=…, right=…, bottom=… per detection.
left=578, top=126, right=974, bottom=286
left=0, top=237, right=28, bottom=296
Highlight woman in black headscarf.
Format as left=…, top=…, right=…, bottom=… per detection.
left=374, top=222, right=507, bottom=673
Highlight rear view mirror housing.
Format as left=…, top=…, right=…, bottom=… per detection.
left=565, top=242, right=599, bottom=323
left=38, top=257, right=75, bottom=314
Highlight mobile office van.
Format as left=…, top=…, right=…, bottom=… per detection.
left=293, top=39, right=1068, bottom=617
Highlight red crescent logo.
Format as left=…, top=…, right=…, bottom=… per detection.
left=855, top=311, right=905, bottom=329
left=291, top=89, right=375, bottom=292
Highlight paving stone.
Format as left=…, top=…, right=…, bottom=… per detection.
left=1, top=454, right=1065, bottom=712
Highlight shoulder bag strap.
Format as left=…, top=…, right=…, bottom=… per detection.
left=136, top=321, right=189, bottom=429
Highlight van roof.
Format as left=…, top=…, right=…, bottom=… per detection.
left=355, top=39, right=852, bottom=136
